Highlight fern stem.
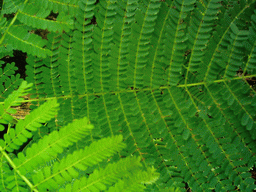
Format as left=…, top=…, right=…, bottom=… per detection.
left=0, top=146, right=39, bottom=192
left=178, top=74, right=256, bottom=87
left=0, top=74, right=254, bottom=106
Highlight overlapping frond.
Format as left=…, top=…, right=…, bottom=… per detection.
left=146, top=2, right=169, bottom=88
left=73, top=0, right=96, bottom=95
left=0, top=0, right=77, bottom=60
left=0, top=99, right=59, bottom=152
left=109, top=0, right=138, bottom=90
left=17, top=4, right=74, bottom=32
left=25, top=32, right=63, bottom=103
left=1, top=0, right=23, bottom=14
left=186, top=0, right=221, bottom=81
left=60, top=157, right=158, bottom=192
left=13, top=116, right=94, bottom=175
left=0, top=157, right=12, bottom=191
left=0, top=81, right=32, bottom=128
left=32, top=135, right=125, bottom=191
left=92, top=0, right=117, bottom=92
left=5, top=171, right=27, bottom=192
left=0, top=17, right=13, bottom=58
left=244, top=10, right=256, bottom=75
left=201, top=0, right=255, bottom=82
left=0, top=86, right=157, bottom=191
left=0, top=62, right=22, bottom=102
left=163, top=0, right=194, bottom=86
left=30, top=0, right=80, bottom=16
left=4, top=26, right=51, bottom=58
left=57, top=31, right=76, bottom=97
left=127, top=0, right=161, bottom=88
left=223, top=24, right=248, bottom=79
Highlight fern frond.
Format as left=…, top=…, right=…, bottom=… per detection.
left=107, top=166, right=159, bottom=192
left=17, top=4, right=74, bottom=32
left=5, top=171, right=27, bottom=192
left=73, top=0, right=96, bottom=94
left=57, top=31, right=76, bottom=97
left=1, top=0, right=256, bottom=191
left=13, top=117, right=94, bottom=175
left=25, top=33, right=63, bottom=101
left=109, top=0, right=138, bottom=91
left=202, top=0, right=255, bottom=82
left=186, top=0, right=221, bottom=79
left=59, top=156, right=142, bottom=192
left=222, top=24, right=248, bottom=79
left=4, top=26, right=52, bottom=58
left=1, top=0, right=23, bottom=14
left=0, top=84, right=158, bottom=192
left=187, top=81, right=256, bottom=191
left=163, top=0, right=194, bottom=86
left=92, top=0, right=117, bottom=92
left=127, top=0, right=161, bottom=88
left=146, top=2, right=169, bottom=88
left=0, top=17, right=14, bottom=58
left=0, top=62, right=17, bottom=86
left=0, top=157, right=12, bottom=191
left=0, top=62, right=22, bottom=102
left=221, top=81, right=256, bottom=133
left=0, top=81, right=32, bottom=128
left=244, top=10, right=256, bottom=75
left=1, top=99, right=59, bottom=152
left=3, top=81, right=32, bottom=108
left=32, top=135, right=126, bottom=191
left=30, top=0, right=80, bottom=16
left=0, top=44, right=13, bottom=59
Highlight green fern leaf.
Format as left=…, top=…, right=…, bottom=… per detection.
left=1, top=0, right=23, bottom=14
left=127, top=0, right=161, bottom=88
left=0, top=81, right=32, bottom=126
left=110, top=166, right=159, bottom=192
left=2, top=99, right=59, bottom=152
left=4, top=26, right=52, bottom=58
left=92, top=0, right=117, bottom=92
left=0, top=157, right=12, bottom=191
left=30, top=0, right=80, bottom=16
left=71, top=0, right=96, bottom=95
left=163, top=0, right=195, bottom=86
left=13, top=116, right=94, bottom=175
left=17, top=4, right=74, bottom=32
left=0, top=84, right=158, bottom=191
left=60, top=156, right=141, bottom=192
left=187, top=0, right=221, bottom=81
left=32, top=135, right=126, bottom=191
left=244, top=10, right=256, bottom=75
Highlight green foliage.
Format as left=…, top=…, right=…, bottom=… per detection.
left=0, top=0, right=256, bottom=191
left=0, top=61, right=22, bottom=103
left=0, top=82, right=158, bottom=191
left=0, top=81, right=32, bottom=129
